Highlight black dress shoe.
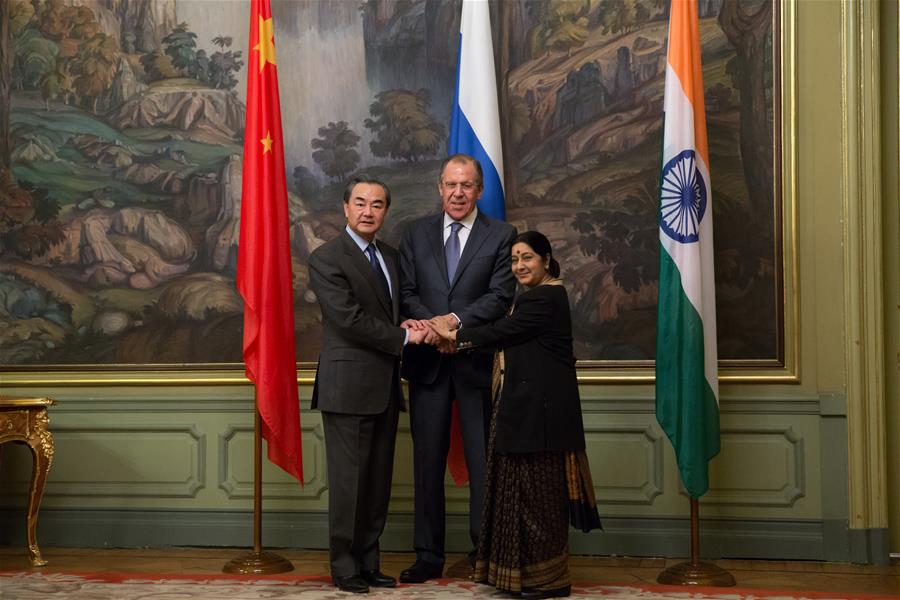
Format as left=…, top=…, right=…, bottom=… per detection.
left=398, top=560, right=443, bottom=583
left=332, top=574, right=369, bottom=594
left=520, top=585, right=571, bottom=599
left=360, top=569, right=396, bottom=587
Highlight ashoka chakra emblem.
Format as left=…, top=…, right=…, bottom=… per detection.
left=659, top=149, right=707, bottom=244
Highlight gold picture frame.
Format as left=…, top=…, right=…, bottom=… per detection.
left=0, top=1, right=795, bottom=387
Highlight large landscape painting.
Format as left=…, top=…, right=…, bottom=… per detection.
left=0, top=0, right=778, bottom=369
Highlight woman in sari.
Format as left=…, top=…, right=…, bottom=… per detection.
left=429, top=231, right=600, bottom=599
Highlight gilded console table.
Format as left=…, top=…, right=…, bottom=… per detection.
left=0, top=395, right=55, bottom=566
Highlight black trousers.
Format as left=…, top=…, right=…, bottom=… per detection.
left=408, top=369, right=491, bottom=565
left=321, top=391, right=400, bottom=578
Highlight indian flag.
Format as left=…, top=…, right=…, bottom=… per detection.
left=655, top=0, right=720, bottom=499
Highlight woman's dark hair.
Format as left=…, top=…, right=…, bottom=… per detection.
left=513, top=231, right=561, bottom=278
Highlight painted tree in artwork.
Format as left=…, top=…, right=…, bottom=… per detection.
left=527, top=0, right=590, bottom=58
left=69, top=33, right=119, bottom=112
left=0, top=0, right=30, bottom=236
left=596, top=0, right=655, bottom=35
left=0, top=0, right=65, bottom=256
left=364, top=89, right=444, bottom=163
left=292, top=165, right=320, bottom=198
left=311, top=121, right=361, bottom=182
left=140, top=48, right=177, bottom=82
left=37, top=0, right=73, bottom=40
left=15, top=28, right=58, bottom=91
left=162, top=22, right=209, bottom=81
left=163, top=23, right=199, bottom=73
left=719, top=0, right=773, bottom=216
left=207, top=36, right=242, bottom=90
left=1, top=0, right=10, bottom=174
left=6, top=0, right=123, bottom=112
left=571, top=185, right=659, bottom=294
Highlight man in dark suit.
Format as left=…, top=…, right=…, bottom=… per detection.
left=398, top=154, right=517, bottom=582
left=309, top=176, right=426, bottom=594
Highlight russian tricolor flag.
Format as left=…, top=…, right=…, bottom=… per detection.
left=448, top=0, right=505, bottom=220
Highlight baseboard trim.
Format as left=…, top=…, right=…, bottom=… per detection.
left=0, top=509, right=857, bottom=562
left=848, top=527, right=891, bottom=565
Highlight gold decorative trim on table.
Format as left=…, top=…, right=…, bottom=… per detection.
left=0, top=394, right=57, bottom=567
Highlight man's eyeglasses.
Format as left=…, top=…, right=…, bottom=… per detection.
left=441, top=181, right=479, bottom=192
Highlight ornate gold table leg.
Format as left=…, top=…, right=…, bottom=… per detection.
left=25, top=408, right=54, bottom=567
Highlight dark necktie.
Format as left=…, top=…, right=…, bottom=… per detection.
left=365, top=243, right=391, bottom=300
left=445, top=222, right=463, bottom=283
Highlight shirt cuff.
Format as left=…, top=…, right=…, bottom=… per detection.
left=403, top=328, right=409, bottom=346
left=450, top=312, right=462, bottom=330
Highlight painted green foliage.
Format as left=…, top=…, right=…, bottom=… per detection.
left=0, top=0, right=777, bottom=367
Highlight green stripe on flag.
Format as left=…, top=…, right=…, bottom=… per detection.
left=656, top=244, right=720, bottom=498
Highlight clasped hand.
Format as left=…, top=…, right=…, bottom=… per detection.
left=401, top=314, right=457, bottom=353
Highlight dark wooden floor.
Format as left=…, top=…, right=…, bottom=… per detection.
left=1, top=547, right=898, bottom=595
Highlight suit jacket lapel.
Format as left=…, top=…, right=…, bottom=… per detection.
left=450, top=212, right=491, bottom=290
left=384, top=247, right=401, bottom=323
left=428, top=214, right=450, bottom=288
left=341, top=232, right=392, bottom=318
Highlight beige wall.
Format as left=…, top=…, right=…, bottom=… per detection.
left=794, top=0, right=896, bottom=553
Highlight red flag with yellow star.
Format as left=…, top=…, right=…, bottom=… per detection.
left=237, top=0, right=302, bottom=482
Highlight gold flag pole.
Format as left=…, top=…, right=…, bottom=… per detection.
left=223, top=391, right=293, bottom=574
left=657, top=497, right=734, bottom=586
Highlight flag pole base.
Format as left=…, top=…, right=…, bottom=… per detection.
left=223, top=550, right=294, bottom=575
left=657, top=561, right=736, bottom=587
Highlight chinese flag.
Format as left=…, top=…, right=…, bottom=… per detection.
left=236, top=0, right=303, bottom=483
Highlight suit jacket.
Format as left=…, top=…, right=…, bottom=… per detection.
left=399, top=211, right=516, bottom=387
left=456, top=284, right=586, bottom=454
left=309, top=230, right=405, bottom=415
